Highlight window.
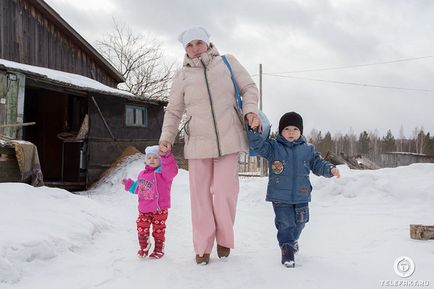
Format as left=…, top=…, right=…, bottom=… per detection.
left=125, top=105, right=147, bottom=127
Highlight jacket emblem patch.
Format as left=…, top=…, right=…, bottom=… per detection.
left=272, top=160, right=284, bottom=175
left=138, top=179, right=155, bottom=200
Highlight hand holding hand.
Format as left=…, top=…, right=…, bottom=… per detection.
left=159, top=141, right=171, bottom=156
left=331, top=167, right=341, bottom=178
left=246, top=112, right=262, bottom=132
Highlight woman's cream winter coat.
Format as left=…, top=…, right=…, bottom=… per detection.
left=159, top=44, right=259, bottom=159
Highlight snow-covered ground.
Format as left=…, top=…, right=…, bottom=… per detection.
left=1, top=158, right=433, bottom=289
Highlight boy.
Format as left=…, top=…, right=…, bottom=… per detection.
left=248, top=111, right=340, bottom=267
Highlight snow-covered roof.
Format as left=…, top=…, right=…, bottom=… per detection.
left=385, top=151, right=432, bottom=157
left=0, top=58, right=165, bottom=104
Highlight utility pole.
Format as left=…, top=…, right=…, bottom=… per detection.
left=259, top=63, right=265, bottom=177
left=259, top=64, right=263, bottom=111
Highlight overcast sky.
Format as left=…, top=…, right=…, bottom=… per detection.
left=45, top=0, right=434, bottom=138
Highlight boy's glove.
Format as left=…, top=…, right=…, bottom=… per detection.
left=122, top=178, right=133, bottom=191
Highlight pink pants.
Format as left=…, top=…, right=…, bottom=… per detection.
left=188, top=153, right=239, bottom=256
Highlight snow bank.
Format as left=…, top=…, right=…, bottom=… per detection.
left=314, top=163, right=434, bottom=203
left=0, top=184, right=109, bottom=284
left=86, top=153, right=146, bottom=196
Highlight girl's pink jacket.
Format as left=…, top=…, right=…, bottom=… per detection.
left=125, top=153, right=178, bottom=213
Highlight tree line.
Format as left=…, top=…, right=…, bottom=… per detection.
left=303, top=127, right=434, bottom=163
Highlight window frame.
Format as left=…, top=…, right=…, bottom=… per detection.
left=125, top=104, right=148, bottom=128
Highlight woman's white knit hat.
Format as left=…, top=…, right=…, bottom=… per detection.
left=178, top=27, right=210, bottom=48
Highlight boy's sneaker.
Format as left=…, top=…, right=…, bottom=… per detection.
left=281, top=244, right=295, bottom=268
left=195, top=254, right=210, bottom=265
left=217, top=244, right=230, bottom=258
left=293, top=241, right=299, bottom=254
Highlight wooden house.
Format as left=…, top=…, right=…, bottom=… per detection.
left=380, top=152, right=434, bottom=168
left=0, top=0, right=167, bottom=190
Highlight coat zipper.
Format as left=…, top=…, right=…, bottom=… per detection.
left=154, top=171, right=161, bottom=212
left=201, top=59, right=222, bottom=157
left=291, top=147, right=296, bottom=203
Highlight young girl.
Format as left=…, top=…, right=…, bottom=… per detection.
left=122, top=145, right=178, bottom=259
left=248, top=112, right=340, bottom=268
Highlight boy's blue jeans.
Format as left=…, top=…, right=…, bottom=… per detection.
left=272, top=202, right=309, bottom=249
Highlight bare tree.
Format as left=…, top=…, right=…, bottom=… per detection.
left=412, top=127, right=420, bottom=153
left=333, top=132, right=343, bottom=154
left=417, top=128, right=425, bottom=154
left=348, top=128, right=357, bottom=156
left=399, top=125, right=405, bottom=152
left=369, top=129, right=380, bottom=161
left=308, top=129, right=322, bottom=145
left=96, top=20, right=174, bottom=100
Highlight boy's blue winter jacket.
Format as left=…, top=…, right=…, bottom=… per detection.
left=248, top=130, right=335, bottom=204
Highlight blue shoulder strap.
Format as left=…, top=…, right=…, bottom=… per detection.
left=222, top=55, right=271, bottom=157
left=221, top=55, right=243, bottom=109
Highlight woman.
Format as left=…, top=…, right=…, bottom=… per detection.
left=159, top=26, right=260, bottom=264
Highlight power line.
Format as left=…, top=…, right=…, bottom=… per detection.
left=260, top=54, right=434, bottom=75
left=263, top=73, right=434, bottom=92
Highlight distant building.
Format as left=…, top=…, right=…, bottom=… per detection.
left=380, top=152, right=434, bottom=168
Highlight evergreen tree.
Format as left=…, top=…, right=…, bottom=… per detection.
left=342, top=134, right=351, bottom=156
left=382, top=129, right=396, bottom=153
left=358, top=131, right=370, bottom=155
left=426, top=133, right=434, bottom=155
left=320, top=131, right=333, bottom=156
left=417, top=130, right=426, bottom=154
